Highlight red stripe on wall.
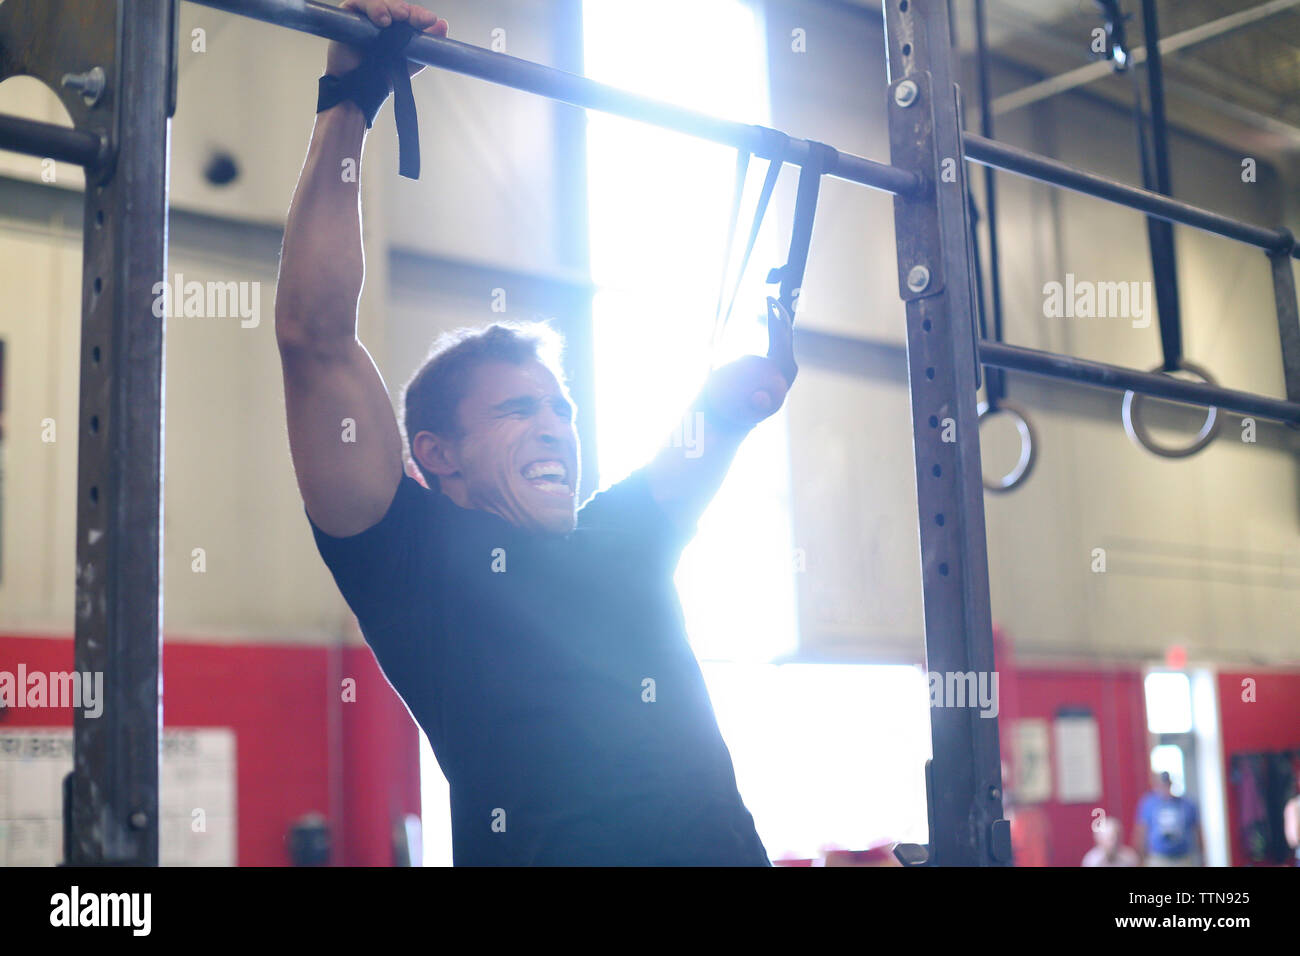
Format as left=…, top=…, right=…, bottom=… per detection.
left=998, top=663, right=1149, bottom=868
left=0, top=633, right=421, bottom=866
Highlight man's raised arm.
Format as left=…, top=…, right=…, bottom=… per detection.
left=646, top=301, right=798, bottom=533
left=274, top=1, right=447, bottom=538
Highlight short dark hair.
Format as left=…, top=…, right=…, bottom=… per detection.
left=400, top=322, right=566, bottom=490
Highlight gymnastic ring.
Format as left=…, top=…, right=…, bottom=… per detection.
left=976, top=399, right=1036, bottom=493
left=1121, top=359, right=1222, bottom=459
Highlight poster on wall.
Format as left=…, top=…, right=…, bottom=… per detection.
left=0, top=727, right=237, bottom=866
left=1012, top=719, right=1052, bottom=803
left=1053, top=711, right=1103, bottom=803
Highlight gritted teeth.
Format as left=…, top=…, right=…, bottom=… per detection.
left=522, top=460, right=568, bottom=482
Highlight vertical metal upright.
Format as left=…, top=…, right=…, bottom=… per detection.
left=882, top=0, right=1010, bottom=866
left=0, top=0, right=173, bottom=865
left=69, top=0, right=173, bottom=866
left=1268, top=238, right=1300, bottom=405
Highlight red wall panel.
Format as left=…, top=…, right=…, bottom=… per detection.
left=0, top=633, right=420, bottom=866
left=998, top=664, right=1149, bottom=867
left=1216, top=670, right=1300, bottom=867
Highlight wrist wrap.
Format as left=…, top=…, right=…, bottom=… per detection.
left=317, top=21, right=422, bottom=179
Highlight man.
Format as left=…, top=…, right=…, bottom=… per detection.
left=1133, top=771, right=1202, bottom=866
left=274, top=0, right=796, bottom=865
left=1081, top=816, right=1139, bottom=867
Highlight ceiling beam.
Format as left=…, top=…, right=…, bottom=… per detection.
left=992, top=0, right=1300, bottom=116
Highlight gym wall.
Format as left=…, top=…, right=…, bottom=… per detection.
left=0, top=0, right=584, bottom=637
left=763, top=0, right=1300, bottom=667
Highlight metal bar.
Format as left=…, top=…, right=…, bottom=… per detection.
left=964, top=133, right=1297, bottom=256
left=979, top=342, right=1300, bottom=425
left=885, top=0, right=1009, bottom=867
left=69, top=0, right=171, bottom=866
left=992, top=0, right=1300, bottom=115
left=973, top=0, right=1005, bottom=404
left=791, top=323, right=1300, bottom=426
left=1268, top=250, right=1300, bottom=404
left=0, top=113, right=103, bottom=166
left=186, top=0, right=919, bottom=195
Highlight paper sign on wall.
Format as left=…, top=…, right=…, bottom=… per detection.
left=0, top=728, right=237, bottom=866
left=1053, top=713, right=1102, bottom=803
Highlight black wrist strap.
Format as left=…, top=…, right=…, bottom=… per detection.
left=317, top=21, right=422, bottom=179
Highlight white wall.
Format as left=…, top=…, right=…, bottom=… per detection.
left=0, top=0, right=583, bottom=641
left=762, top=0, right=1300, bottom=665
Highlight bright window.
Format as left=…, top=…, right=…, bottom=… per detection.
left=584, top=0, right=796, bottom=664
left=584, top=0, right=930, bottom=858
left=702, top=662, right=932, bottom=859
left=1149, top=744, right=1187, bottom=797
left=420, top=734, right=452, bottom=865
left=1145, top=671, right=1193, bottom=734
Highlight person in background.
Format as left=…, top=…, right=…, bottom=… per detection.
left=1284, top=771, right=1300, bottom=866
left=1081, top=815, right=1139, bottom=867
left=1134, top=771, right=1202, bottom=866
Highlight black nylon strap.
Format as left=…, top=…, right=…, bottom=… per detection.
left=711, top=129, right=789, bottom=355
left=316, top=22, right=422, bottom=179
left=1124, top=16, right=1182, bottom=369
left=767, top=141, right=835, bottom=320
left=1139, top=0, right=1183, bottom=372
left=318, top=70, right=390, bottom=126
left=711, top=148, right=751, bottom=350
left=723, top=153, right=784, bottom=325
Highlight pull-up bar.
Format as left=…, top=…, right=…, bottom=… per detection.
left=182, top=0, right=1300, bottom=262
left=189, top=0, right=921, bottom=197
left=8, top=0, right=1294, bottom=264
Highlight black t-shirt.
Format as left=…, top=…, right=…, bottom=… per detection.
left=308, top=467, right=770, bottom=866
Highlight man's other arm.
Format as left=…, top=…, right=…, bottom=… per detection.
left=646, top=302, right=798, bottom=533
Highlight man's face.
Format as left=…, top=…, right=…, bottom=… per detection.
left=449, top=359, right=580, bottom=534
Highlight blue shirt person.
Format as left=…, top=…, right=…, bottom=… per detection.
left=1134, top=772, right=1201, bottom=865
